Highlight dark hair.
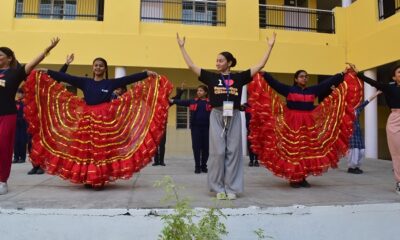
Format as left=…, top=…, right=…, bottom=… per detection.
left=219, top=51, right=237, bottom=68
left=392, top=65, right=400, bottom=77
left=293, top=69, right=307, bottom=85
left=0, top=47, right=18, bottom=69
left=92, top=57, right=109, bottom=79
left=197, top=84, right=208, bottom=97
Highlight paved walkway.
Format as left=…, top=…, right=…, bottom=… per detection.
left=1, top=157, right=399, bottom=209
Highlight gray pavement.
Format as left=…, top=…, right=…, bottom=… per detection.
left=1, top=156, right=399, bottom=209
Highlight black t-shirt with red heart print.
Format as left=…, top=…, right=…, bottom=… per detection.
left=199, top=69, right=252, bottom=109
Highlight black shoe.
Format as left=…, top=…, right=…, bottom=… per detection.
left=248, top=161, right=254, bottom=167
left=300, top=179, right=311, bottom=188
left=152, top=162, right=159, bottom=166
left=12, top=159, right=19, bottom=164
left=27, top=167, right=38, bottom=175
left=254, top=161, right=260, bottom=167
left=194, top=168, right=201, bottom=174
left=348, top=167, right=363, bottom=174
left=201, top=167, right=208, bottom=173
left=289, top=182, right=301, bottom=188
left=18, top=159, right=26, bottom=163
left=159, top=162, right=166, bottom=166
left=36, top=167, right=44, bottom=174
left=84, top=184, right=92, bottom=189
left=355, top=167, right=364, bottom=174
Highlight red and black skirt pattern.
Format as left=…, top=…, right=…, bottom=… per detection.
left=24, top=71, right=173, bottom=186
left=248, top=72, right=363, bottom=182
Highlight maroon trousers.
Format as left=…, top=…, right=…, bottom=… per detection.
left=0, top=114, right=17, bottom=182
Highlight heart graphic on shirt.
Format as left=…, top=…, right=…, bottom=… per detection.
left=0, top=74, right=4, bottom=78
left=224, top=79, right=234, bottom=86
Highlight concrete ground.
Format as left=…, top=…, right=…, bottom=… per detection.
left=1, top=156, right=399, bottom=240
left=1, top=157, right=399, bottom=209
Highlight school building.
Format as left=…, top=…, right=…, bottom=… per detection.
left=1, top=0, right=399, bottom=159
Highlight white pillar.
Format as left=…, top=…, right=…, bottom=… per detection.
left=364, top=69, right=378, bottom=158
left=115, top=67, right=126, bottom=78
left=342, top=0, right=352, bottom=7
left=241, top=85, right=248, bottom=156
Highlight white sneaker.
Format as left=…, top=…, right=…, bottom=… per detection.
left=226, top=193, right=237, bottom=200
left=396, top=182, right=400, bottom=195
left=0, top=182, right=8, bottom=195
left=216, top=192, right=226, bottom=200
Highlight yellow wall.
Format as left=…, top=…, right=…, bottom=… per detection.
left=345, top=1, right=400, bottom=71
left=1, top=0, right=347, bottom=76
left=2, top=0, right=399, bottom=157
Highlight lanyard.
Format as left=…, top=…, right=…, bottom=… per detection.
left=221, top=73, right=231, bottom=101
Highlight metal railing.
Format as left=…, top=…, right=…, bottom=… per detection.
left=378, top=0, right=400, bottom=20
left=259, top=4, right=335, bottom=34
left=14, top=0, right=104, bottom=21
left=141, top=0, right=226, bottom=26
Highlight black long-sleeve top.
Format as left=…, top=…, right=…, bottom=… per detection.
left=263, top=72, right=344, bottom=111
left=47, top=70, right=148, bottom=105
left=357, top=72, right=400, bottom=109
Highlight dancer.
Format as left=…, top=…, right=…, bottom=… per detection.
left=240, top=103, right=259, bottom=167
left=0, top=37, right=59, bottom=195
left=13, top=88, right=28, bottom=164
left=171, top=85, right=211, bottom=174
left=153, top=84, right=185, bottom=167
left=248, top=66, right=362, bottom=188
left=177, top=32, right=276, bottom=200
left=347, top=90, right=381, bottom=174
left=24, top=57, right=172, bottom=187
left=28, top=53, right=74, bottom=175
left=351, top=63, right=400, bottom=194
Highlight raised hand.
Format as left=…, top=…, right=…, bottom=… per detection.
left=36, top=68, right=48, bottom=73
left=146, top=70, right=158, bottom=78
left=66, top=53, right=75, bottom=65
left=176, top=33, right=186, bottom=48
left=45, top=37, right=60, bottom=55
left=346, top=62, right=358, bottom=73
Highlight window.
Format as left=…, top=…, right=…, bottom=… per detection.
left=39, top=0, right=76, bottom=19
left=182, top=0, right=218, bottom=26
left=176, top=88, right=197, bottom=129
left=15, top=0, right=24, bottom=18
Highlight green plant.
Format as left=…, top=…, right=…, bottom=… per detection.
left=154, top=176, right=228, bottom=240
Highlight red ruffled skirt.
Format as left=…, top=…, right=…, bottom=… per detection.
left=248, top=72, right=363, bottom=182
left=24, top=71, right=173, bottom=186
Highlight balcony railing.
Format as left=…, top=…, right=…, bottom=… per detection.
left=259, top=4, right=335, bottom=34
left=14, top=0, right=104, bottom=21
left=141, top=0, right=226, bottom=26
left=378, top=0, right=400, bottom=20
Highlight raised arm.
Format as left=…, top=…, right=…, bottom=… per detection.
left=25, top=37, right=60, bottom=74
left=250, top=32, right=276, bottom=77
left=177, top=33, right=201, bottom=76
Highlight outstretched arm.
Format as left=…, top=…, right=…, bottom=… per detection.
left=347, top=62, right=386, bottom=90
left=25, top=37, right=60, bottom=74
left=111, top=71, right=155, bottom=88
left=177, top=33, right=201, bottom=76
left=250, top=32, right=276, bottom=77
